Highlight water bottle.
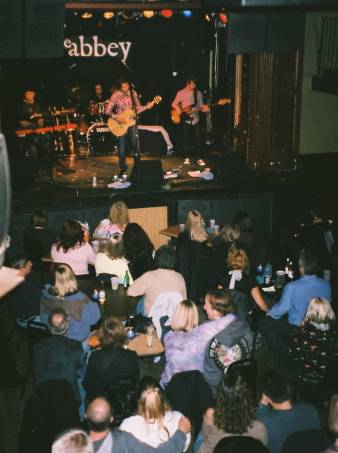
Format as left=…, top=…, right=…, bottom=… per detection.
left=256, top=264, right=264, bottom=285
left=263, top=261, right=272, bottom=286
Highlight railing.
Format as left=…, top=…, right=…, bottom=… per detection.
left=318, top=18, right=338, bottom=76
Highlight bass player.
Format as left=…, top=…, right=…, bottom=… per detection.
left=171, top=76, right=209, bottom=156
left=105, top=78, right=157, bottom=175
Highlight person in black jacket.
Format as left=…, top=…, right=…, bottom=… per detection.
left=83, top=316, right=139, bottom=400
left=33, top=308, right=84, bottom=402
left=24, top=209, right=55, bottom=265
left=123, top=223, right=155, bottom=280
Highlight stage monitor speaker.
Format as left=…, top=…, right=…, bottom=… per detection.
left=227, top=13, right=266, bottom=53
left=25, top=0, right=65, bottom=58
left=130, top=159, right=164, bottom=189
left=0, top=1, right=23, bottom=58
left=0, top=134, right=11, bottom=269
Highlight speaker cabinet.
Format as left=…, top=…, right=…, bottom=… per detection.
left=130, top=159, right=164, bottom=189
left=25, top=0, right=65, bottom=58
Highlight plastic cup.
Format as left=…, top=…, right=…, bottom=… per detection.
left=146, top=334, right=154, bottom=348
left=111, top=276, right=119, bottom=290
left=213, top=225, right=219, bottom=234
left=209, top=219, right=215, bottom=228
left=276, top=270, right=285, bottom=287
left=179, top=224, right=185, bottom=232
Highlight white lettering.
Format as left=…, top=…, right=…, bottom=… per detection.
left=93, top=35, right=106, bottom=57
left=107, top=42, right=118, bottom=57
left=119, top=41, right=131, bottom=63
left=79, top=35, right=93, bottom=57
left=64, top=36, right=132, bottom=61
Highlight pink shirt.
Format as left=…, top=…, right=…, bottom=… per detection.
left=51, top=242, right=96, bottom=276
left=105, top=89, right=142, bottom=118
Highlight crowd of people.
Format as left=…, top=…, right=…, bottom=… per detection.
left=2, top=200, right=338, bottom=453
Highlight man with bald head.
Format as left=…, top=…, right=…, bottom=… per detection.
left=86, top=396, right=191, bottom=452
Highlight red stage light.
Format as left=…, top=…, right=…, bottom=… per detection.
left=161, top=9, right=173, bottom=18
left=219, top=13, right=228, bottom=24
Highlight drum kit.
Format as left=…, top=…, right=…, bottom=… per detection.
left=16, top=100, right=118, bottom=159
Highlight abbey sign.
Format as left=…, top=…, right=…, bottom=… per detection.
left=64, top=36, right=132, bottom=62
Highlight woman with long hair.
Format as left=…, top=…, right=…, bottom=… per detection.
left=219, top=248, right=268, bottom=312
left=83, top=316, right=139, bottom=398
left=198, top=370, right=267, bottom=453
left=176, top=210, right=213, bottom=303
left=289, top=297, right=337, bottom=396
left=94, top=233, right=133, bottom=283
left=94, top=201, right=130, bottom=239
left=123, top=223, right=155, bottom=279
left=24, top=209, right=55, bottom=264
left=211, top=222, right=241, bottom=279
left=40, top=264, right=101, bottom=342
left=120, top=377, right=191, bottom=450
left=51, top=219, right=96, bottom=276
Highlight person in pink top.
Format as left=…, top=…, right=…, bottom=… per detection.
left=51, top=219, right=96, bottom=276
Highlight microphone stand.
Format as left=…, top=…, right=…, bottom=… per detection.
left=129, top=86, right=141, bottom=158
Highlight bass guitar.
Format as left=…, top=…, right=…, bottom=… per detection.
left=108, top=96, right=162, bottom=137
left=171, top=98, right=231, bottom=124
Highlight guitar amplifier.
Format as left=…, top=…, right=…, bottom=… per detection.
left=130, top=159, right=164, bottom=189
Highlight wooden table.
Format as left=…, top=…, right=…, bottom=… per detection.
left=100, top=284, right=138, bottom=319
left=159, top=225, right=181, bottom=239
left=127, top=333, right=164, bottom=357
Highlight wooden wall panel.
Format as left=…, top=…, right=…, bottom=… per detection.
left=129, top=206, right=168, bottom=250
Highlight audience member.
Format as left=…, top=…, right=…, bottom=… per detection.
left=83, top=316, right=139, bottom=399
left=94, top=201, right=130, bottom=239
left=232, top=211, right=254, bottom=258
left=325, top=395, right=338, bottom=453
left=3, top=255, right=41, bottom=323
left=259, top=250, right=331, bottom=359
left=127, top=245, right=186, bottom=316
left=52, top=429, right=93, bottom=453
left=120, top=377, right=191, bottom=450
left=94, top=233, right=133, bottom=282
left=198, top=369, right=267, bottom=453
left=51, top=219, right=96, bottom=277
left=213, top=436, right=269, bottom=453
left=123, top=223, right=155, bottom=279
left=219, top=248, right=268, bottom=312
left=289, top=297, right=337, bottom=399
left=85, top=396, right=191, bottom=452
left=23, top=209, right=55, bottom=264
left=40, top=264, right=101, bottom=343
left=160, top=291, right=236, bottom=387
left=302, top=206, right=334, bottom=273
left=176, top=210, right=213, bottom=303
left=203, top=290, right=253, bottom=396
left=211, top=222, right=241, bottom=275
left=33, top=308, right=84, bottom=401
left=255, top=371, right=320, bottom=453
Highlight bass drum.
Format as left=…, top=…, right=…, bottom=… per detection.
left=86, top=122, right=117, bottom=155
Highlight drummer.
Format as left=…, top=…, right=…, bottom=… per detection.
left=17, top=88, right=53, bottom=183
left=90, top=83, right=107, bottom=103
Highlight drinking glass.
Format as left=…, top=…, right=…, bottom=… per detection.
left=111, top=276, right=119, bottom=290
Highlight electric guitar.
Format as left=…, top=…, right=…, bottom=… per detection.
left=171, top=98, right=231, bottom=124
left=108, top=96, right=162, bottom=137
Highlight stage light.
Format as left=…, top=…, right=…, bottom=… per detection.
left=103, top=11, right=114, bottom=20
left=143, top=10, right=155, bottom=19
left=182, top=10, right=192, bottom=18
left=219, top=12, right=228, bottom=24
left=81, top=11, right=93, bottom=19
left=161, top=9, right=173, bottom=18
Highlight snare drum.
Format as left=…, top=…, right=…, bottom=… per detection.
left=86, top=122, right=117, bottom=154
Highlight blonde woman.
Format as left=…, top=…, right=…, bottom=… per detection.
left=120, top=377, right=191, bottom=450
left=211, top=222, right=241, bottom=276
left=176, top=210, right=211, bottom=302
left=289, top=297, right=337, bottom=390
left=94, top=233, right=133, bottom=283
left=219, top=248, right=268, bottom=312
left=160, top=295, right=236, bottom=387
left=40, top=264, right=101, bottom=342
left=94, top=201, right=130, bottom=239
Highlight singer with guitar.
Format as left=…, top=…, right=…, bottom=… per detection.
left=171, top=76, right=209, bottom=156
left=105, top=78, right=158, bottom=175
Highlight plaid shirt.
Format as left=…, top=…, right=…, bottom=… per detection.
left=105, top=89, right=142, bottom=118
